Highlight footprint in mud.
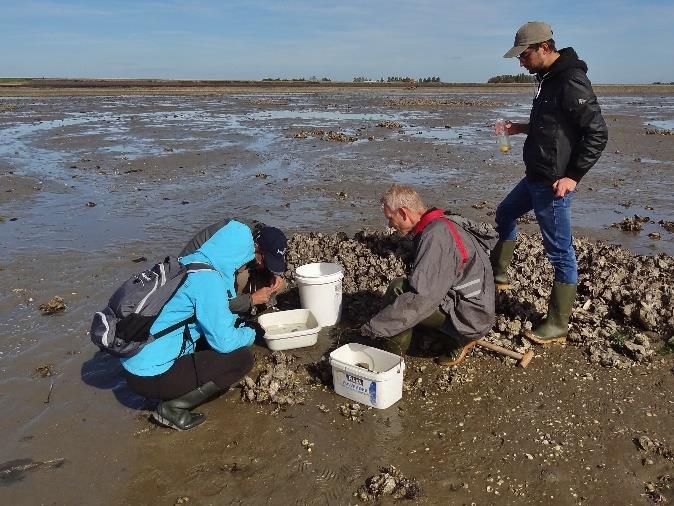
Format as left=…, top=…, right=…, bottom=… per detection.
left=292, top=456, right=311, bottom=474
left=315, top=468, right=338, bottom=482
left=293, top=463, right=362, bottom=505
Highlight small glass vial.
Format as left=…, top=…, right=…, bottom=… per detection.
left=495, top=118, right=511, bottom=154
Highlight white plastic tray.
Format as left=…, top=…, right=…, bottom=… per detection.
left=258, top=309, right=320, bottom=351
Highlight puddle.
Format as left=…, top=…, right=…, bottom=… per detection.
left=405, top=124, right=479, bottom=143
left=636, top=157, right=673, bottom=165
left=0, top=93, right=672, bottom=260
left=646, top=119, right=674, bottom=130
left=246, top=110, right=401, bottom=122
left=390, top=165, right=461, bottom=184
left=0, top=89, right=673, bottom=506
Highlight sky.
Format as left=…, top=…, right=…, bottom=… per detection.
left=2, top=0, right=673, bottom=84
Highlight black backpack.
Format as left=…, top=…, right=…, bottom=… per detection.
left=90, top=256, right=214, bottom=358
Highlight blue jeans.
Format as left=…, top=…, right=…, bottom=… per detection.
left=495, top=177, right=577, bottom=284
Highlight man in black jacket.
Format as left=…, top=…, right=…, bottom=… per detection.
left=493, top=21, right=608, bottom=344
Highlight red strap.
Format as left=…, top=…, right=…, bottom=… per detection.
left=413, top=209, right=468, bottom=265
left=445, top=220, right=468, bottom=265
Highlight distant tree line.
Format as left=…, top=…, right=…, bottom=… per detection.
left=652, top=81, right=674, bottom=85
left=262, top=76, right=331, bottom=82
left=487, top=73, right=535, bottom=83
left=352, top=76, right=442, bottom=83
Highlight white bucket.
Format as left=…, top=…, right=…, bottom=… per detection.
left=329, top=343, right=405, bottom=409
left=295, top=262, right=344, bottom=326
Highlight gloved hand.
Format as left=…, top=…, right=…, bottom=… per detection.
left=360, top=323, right=376, bottom=338
left=244, top=320, right=266, bottom=341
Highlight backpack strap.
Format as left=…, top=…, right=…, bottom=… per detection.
left=151, top=262, right=214, bottom=340
left=444, top=220, right=468, bottom=265
left=185, top=262, right=215, bottom=272
left=152, top=315, right=197, bottom=339
left=413, top=208, right=468, bottom=265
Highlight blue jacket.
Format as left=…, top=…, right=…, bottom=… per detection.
left=121, top=220, right=256, bottom=376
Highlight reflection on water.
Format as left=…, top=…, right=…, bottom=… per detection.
left=647, top=119, right=674, bottom=130
left=246, top=109, right=401, bottom=122
left=0, top=92, right=672, bottom=258
left=405, top=124, right=482, bottom=145
left=391, top=166, right=461, bottom=185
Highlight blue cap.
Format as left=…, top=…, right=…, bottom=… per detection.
left=255, top=226, right=287, bottom=274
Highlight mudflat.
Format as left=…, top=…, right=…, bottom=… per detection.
left=0, top=85, right=672, bottom=505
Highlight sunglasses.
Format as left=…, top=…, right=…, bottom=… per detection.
left=517, top=43, right=545, bottom=60
left=517, top=47, right=535, bottom=60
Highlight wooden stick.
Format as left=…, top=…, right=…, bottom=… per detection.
left=476, top=339, right=535, bottom=368
left=44, top=381, right=54, bottom=404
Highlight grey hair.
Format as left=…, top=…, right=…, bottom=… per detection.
left=380, top=184, right=427, bottom=213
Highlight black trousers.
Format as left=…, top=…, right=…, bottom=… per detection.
left=124, top=346, right=253, bottom=401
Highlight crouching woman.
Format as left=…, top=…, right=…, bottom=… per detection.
left=121, top=220, right=258, bottom=430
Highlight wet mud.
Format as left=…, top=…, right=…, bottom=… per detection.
left=0, top=88, right=672, bottom=505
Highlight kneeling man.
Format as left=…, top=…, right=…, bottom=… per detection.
left=361, top=185, right=495, bottom=366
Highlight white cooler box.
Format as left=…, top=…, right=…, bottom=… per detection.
left=329, top=343, right=405, bottom=409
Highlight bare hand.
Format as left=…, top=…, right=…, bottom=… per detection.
left=251, top=286, right=273, bottom=305
left=552, top=177, right=577, bottom=198
left=270, top=275, right=285, bottom=293
left=505, top=121, right=529, bottom=135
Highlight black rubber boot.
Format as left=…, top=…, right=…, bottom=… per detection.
left=524, top=282, right=577, bottom=345
left=490, top=240, right=516, bottom=291
left=152, top=381, right=222, bottom=430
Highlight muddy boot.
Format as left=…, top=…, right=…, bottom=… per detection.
left=152, top=381, right=222, bottom=430
left=524, top=282, right=577, bottom=345
left=378, top=328, right=413, bottom=356
left=436, top=335, right=477, bottom=367
left=490, top=240, right=516, bottom=291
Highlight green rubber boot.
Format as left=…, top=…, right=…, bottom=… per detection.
left=152, top=381, right=222, bottom=430
left=376, top=277, right=413, bottom=355
left=524, top=282, right=577, bottom=345
left=490, top=240, right=516, bottom=291
left=379, top=328, right=413, bottom=356
left=436, top=335, right=477, bottom=367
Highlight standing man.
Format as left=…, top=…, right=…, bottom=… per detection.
left=361, top=185, right=495, bottom=366
left=493, top=21, right=608, bottom=344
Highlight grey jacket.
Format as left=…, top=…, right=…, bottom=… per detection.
left=363, top=210, right=495, bottom=340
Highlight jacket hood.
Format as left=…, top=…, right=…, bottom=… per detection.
left=180, top=220, right=254, bottom=275
left=539, top=47, right=588, bottom=80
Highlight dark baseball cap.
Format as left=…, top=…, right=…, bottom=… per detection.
left=255, top=226, right=288, bottom=274
left=504, top=21, right=553, bottom=58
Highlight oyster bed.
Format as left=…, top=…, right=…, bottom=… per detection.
left=283, top=229, right=674, bottom=368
